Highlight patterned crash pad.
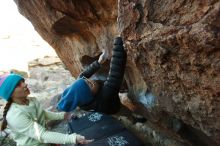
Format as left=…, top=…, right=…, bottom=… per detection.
left=68, top=112, right=144, bottom=146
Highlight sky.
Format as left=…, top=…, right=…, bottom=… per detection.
left=0, top=0, right=57, bottom=72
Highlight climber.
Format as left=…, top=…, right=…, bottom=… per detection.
left=0, top=73, right=93, bottom=146
left=57, top=37, right=127, bottom=114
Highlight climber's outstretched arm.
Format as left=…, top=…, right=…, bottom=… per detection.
left=78, top=50, right=108, bottom=79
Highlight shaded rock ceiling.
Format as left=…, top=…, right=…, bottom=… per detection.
left=14, top=0, right=220, bottom=145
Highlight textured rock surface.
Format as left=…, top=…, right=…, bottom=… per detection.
left=14, top=0, right=220, bottom=145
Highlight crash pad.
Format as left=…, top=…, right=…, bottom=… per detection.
left=68, top=112, right=144, bottom=146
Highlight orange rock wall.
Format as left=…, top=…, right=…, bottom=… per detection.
left=14, top=0, right=220, bottom=144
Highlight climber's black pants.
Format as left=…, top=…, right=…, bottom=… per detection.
left=95, top=39, right=127, bottom=114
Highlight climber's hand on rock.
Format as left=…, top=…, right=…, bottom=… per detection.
left=98, top=49, right=108, bottom=64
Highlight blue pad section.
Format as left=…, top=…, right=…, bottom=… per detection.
left=68, top=112, right=144, bottom=146
left=68, top=112, right=113, bottom=132
left=86, top=130, right=144, bottom=146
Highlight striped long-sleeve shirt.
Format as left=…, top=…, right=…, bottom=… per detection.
left=6, top=97, right=77, bottom=146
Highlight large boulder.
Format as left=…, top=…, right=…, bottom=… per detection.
left=14, top=0, right=220, bottom=145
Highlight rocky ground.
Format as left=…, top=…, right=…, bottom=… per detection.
left=0, top=56, right=191, bottom=146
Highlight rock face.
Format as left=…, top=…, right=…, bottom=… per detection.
left=14, top=0, right=220, bottom=145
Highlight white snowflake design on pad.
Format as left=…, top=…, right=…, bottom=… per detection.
left=88, top=113, right=103, bottom=122
left=107, top=136, right=129, bottom=146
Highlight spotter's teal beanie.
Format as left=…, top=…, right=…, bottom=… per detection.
left=0, top=73, right=24, bottom=101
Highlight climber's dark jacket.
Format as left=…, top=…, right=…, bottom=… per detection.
left=58, top=37, right=127, bottom=114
